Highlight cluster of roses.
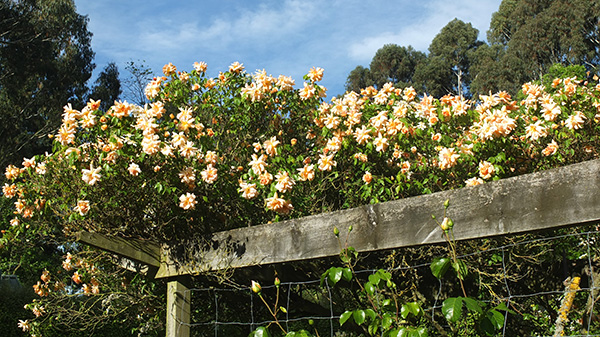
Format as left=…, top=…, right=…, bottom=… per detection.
left=3, top=61, right=600, bottom=229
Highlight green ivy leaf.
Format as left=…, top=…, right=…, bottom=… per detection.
left=442, top=297, right=463, bottom=322
left=340, top=311, right=352, bottom=326
left=401, top=302, right=422, bottom=319
left=451, top=259, right=468, bottom=280
left=364, top=282, right=376, bottom=296
left=382, top=313, right=393, bottom=330
left=430, top=257, right=451, bottom=279
left=365, top=308, right=377, bottom=322
left=462, top=297, right=483, bottom=314
left=483, top=309, right=505, bottom=331
left=353, top=309, right=366, bottom=325
left=341, top=267, right=353, bottom=282
left=368, top=273, right=381, bottom=287
left=328, top=267, right=342, bottom=285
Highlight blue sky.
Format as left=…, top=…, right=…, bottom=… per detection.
left=75, top=0, right=502, bottom=99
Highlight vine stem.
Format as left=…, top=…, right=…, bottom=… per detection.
left=258, top=293, right=287, bottom=334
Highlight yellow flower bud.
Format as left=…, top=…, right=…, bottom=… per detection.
left=251, top=280, right=261, bottom=294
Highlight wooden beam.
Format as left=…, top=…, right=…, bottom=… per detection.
left=155, top=159, right=600, bottom=278
left=166, top=276, right=191, bottom=337
left=75, top=231, right=160, bottom=267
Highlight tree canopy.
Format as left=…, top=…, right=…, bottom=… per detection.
left=0, top=0, right=94, bottom=171
left=89, top=62, right=122, bottom=112
left=347, top=0, right=600, bottom=98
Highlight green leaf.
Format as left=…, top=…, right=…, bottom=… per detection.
left=364, top=282, right=376, bottom=296
left=415, top=327, right=429, bottom=337
left=402, top=302, right=422, bottom=318
left=368, top=273, right=381, bottom=286
left=382, top=313, right=393, bottom=330
left=365, top=308, right=377, bottom=322
left=442, top=297, right=463, bottom=322
left=451, top=259, right=468, bottom=280
left=388, top=328, right=402, bottom=337
left=463, top=297, right=483, bottom=314
left=249, top=326, right=271, bottom=337
left=328, top=267, right=343, bottom=285
left=353, top=309, right=366, bottom=325
left=485, top=309, right=505, bottom=330
left=378, top=270, right=392, bottom=281
left=340, top=311, right=352, bottom=326
left=430, top=257, right=451, bottom=279
left=341, top=267, right=353, bottom=282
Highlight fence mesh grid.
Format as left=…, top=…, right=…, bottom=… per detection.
left=176, top=223, right=600, bottom=336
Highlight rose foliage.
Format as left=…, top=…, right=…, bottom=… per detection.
left=2, top=61, right=600, bottom=334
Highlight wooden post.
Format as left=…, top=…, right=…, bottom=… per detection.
left=166, top=276, right=191, bottom=337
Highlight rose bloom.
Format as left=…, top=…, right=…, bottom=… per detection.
left=479, top=161, right=495, bottom=180
left=76, top=200, right=90, bottom=216
left=318, top=153, right=337, bottom=171
left=35, top=162, right=47, bottom=175
left=374, top=133, right=389, bottom=152
left=438, top=147, right=460, bottom=170
left=465, top=177, right=484, bottom=187
left=354, top=153, right=368, bottom=163
left=400, top=161, right=411, bottom=174
left=128, top=163, right=141, bottom=176
left=82, top=164, right=102, bottom=185
left=201, top=164, right=218, bottom=184
left=179, top=192, right=198, bottom=210
left=263, top=136, right=280, bottom=157
left=565, top=112, right=585, bottom=130
left=2, top=183, right=17, bottom=198
left=265, top=192, right=293, bottom=214
left=22, top=157, right=36, bottom=168
left=259, top=171, right=273, bottom=185
left=323, top=113, right=340, bottom=130
left=275, top=171, right=295, bottom=193
left=362, top=171, right=373, bottom=184
left=297, top=164, right=315, bottom=181
left=5, top=164, right=21, bottom=180
left=179, top=167, right=196, bottom=184
left=249, top=154, right=268, bottom=175
left=193, top=61, right=207, bottom=73
left=179, top=141, right=198, bottom=158
left=299, top=82, right=315, bottom=100
left=18, top=320, right=30, bottom=332
left=326, top=137, right=342, bottom=153
left=142, top=134, right=161, bottom=155
left=542, top=140, right=559, bottom=156
left=204, top=150, right=218, bottom=165
left=162, top=62, right=176, bottom=76
left=239, top=181, right=258, bottom=199
left=72, top=271, right=82, bottom=284
left=229, top=61, right=244, bottom=73
left=525, top=121, right=547, bottom=141
left=354, top=125, right=371, bottom=145
left=307, top=67, right=324, bottom=82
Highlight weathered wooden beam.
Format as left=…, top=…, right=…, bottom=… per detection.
left=75, top=231, right=160, bottom=267
left=166, top=276, right=191, bottom=337
left=155, top=159, right=600, bottom=278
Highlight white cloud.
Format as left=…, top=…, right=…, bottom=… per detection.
left=135, top=0, right=319, bottom=54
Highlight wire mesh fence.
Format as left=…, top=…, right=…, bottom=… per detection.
left=176, top=223, right=600, bottom=336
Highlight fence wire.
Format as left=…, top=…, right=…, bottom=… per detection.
left=175, top=224, right=600, bottom=336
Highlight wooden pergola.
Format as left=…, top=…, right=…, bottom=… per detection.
left=77, top=159, right=600, bottom=337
